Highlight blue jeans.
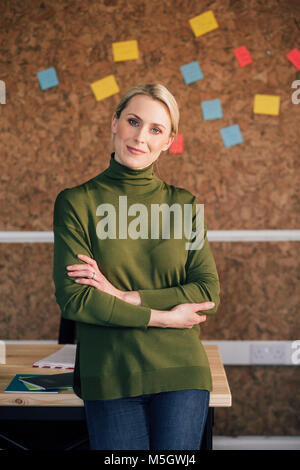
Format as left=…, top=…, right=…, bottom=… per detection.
left=84, top=389, right=210, bottom=450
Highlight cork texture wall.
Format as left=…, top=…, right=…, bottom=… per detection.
left=0, top=0, right=299, bottom=436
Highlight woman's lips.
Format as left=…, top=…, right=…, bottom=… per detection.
left=126, top=145, right=146, bottom=155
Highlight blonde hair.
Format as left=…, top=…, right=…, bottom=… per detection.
left=114, top=83, right=180, bottom=136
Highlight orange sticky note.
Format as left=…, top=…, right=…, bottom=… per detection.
left=90, top=75, right=120, bottom=101
left=189, top=11, right=219, bottom=37
left=112, top=40, right=139, bottom=62
left=253, top=94, right=280, bottom=116
left=169, top=134, right=183, bottom=154
left=234, top=46, right=253, bottom=67
left=286, top=48, right=300, bottom=70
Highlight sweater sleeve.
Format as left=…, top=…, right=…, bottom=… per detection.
left=52, top=189, right=151, bottom=330
left=138, top=199, right=220, bottom=315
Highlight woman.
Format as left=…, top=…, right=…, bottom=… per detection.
left=52, top=83, right=220, bottom=450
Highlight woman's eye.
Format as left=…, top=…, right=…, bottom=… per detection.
left=128, top=118, right=138, bottom=126
left=152, top=128, right=161, bottom=134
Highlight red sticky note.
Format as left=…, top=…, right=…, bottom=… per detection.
left=286, top=48, right=300, bottom=70
left=169, top=134, right=183, bottom=154
left=234, top=46, right=253, bottom=67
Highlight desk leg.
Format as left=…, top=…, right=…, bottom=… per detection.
left=200, top=407, right=214, bottom=450
left=0, top=430, right=89, bottom=451
left=0, top=433, right=28, bottom=450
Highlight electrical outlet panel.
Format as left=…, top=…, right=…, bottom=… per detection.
left=250, top=342, right=287, bottom=365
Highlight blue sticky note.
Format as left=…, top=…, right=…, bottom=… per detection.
left=201, top=99, right=223, bottom=120
left=180, top=61, right=203, bottom=85
left=220, top=124, right=243, bottom=147
left=37, top=67, right=59, bottom=90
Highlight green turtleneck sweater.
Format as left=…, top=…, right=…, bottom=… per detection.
left=53, top=154, right=220, bottom=400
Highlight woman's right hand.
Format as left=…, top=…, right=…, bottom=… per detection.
left=167, top=302, right=215, bottom=329
left=148, top=302, right=215, bottom=329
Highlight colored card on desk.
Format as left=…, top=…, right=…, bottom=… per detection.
left=112, top=40, right=139, bottom=61
left=201, top=99, right=223, bottom=120
left=180, top=61, right=203, bottom=85
left=220, top=124, right=243, bottom=148
left=169, top=134, right=183, bottom=154
left=90, top=75, right=120, bottom=101
left=5, top=375, right=59, bottom=393
left=189, top=10, right=219, bottom=37
left=37, top=66, right=59, bottom=90
left=286, top=48, right=300, bottom=70
left=253, top=94, right=280, bottom=115
left=234, top=46, right=253, bottom=67
left=19, top=373, right=73, bottom=390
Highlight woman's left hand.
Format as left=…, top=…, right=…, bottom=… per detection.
left=66, top=254, right=124, bottom=300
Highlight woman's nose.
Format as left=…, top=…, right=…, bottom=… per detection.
left=134, top=126, right=146, bottom=143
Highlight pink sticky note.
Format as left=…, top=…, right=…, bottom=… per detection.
left=234, top=46, right=253, bottom=67
left=286, top=48, right=300, bottom=70
left=170, top=134, right=183, bottom=154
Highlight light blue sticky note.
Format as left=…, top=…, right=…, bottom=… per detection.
left=37, top=67, right=59, bottom=91
left=220, top=124, right=243, bottom=147
left=180, top=61, right=203, bottom=85
left=201, top=99, right=223, bottom=120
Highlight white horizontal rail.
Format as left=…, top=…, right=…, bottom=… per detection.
left=208, top=230, right=300, bottom=242
left=213, top=436, right=300, bottom=450
left=0, top=230, right=299, bottom=243
left=0, top=231, right=54, bottom=243
left=3, top=340, right=299, bottom=365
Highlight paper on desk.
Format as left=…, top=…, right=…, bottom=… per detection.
left=32, top=344, right=76, bottom=369
left=0, top=340, right=5, bottom=364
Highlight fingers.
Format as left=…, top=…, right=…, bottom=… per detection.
left=197, top=315, right=207, bottom=323
left=66, top=254, right=101, bottom=278
left=192, top=302, right=215, bottom=311
left=186, top=315, right=206, bottom=329
left=77, top=254, right=97, bottom=266
left=66, top=264, right=92, bottom=271
left=67, top=269, right=95, bottom=279
left=73, top=278, right=98, bottom=286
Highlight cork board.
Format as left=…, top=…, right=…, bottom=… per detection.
left=0, top=0, right=299, bottom=231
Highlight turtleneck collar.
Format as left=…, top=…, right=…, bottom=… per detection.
left=103, top=153, right=157, bottom=186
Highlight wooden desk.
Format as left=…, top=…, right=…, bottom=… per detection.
left=0, top=344, right=231, bottom=407
left=0, top=344, right=231, bottom=450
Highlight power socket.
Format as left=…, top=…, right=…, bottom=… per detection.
left=250, top=342, right=287, bottom=365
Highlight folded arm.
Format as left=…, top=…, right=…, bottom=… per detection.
left=52, top=190, right=151, bottom=330
left=137, top=198, right=220, bottom=315
left=137, top=231, right=220, bottom=314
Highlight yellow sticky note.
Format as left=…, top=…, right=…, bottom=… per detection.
left=90, top=75, right=120, bottom=101
left=112, top=40, right=139, bottom=62
left=253, top=94, right=280, bottom=116
left=189, top=10, right=219, bottom=37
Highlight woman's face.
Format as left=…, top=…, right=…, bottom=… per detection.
left=111, top=94, right=174, bottom=170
